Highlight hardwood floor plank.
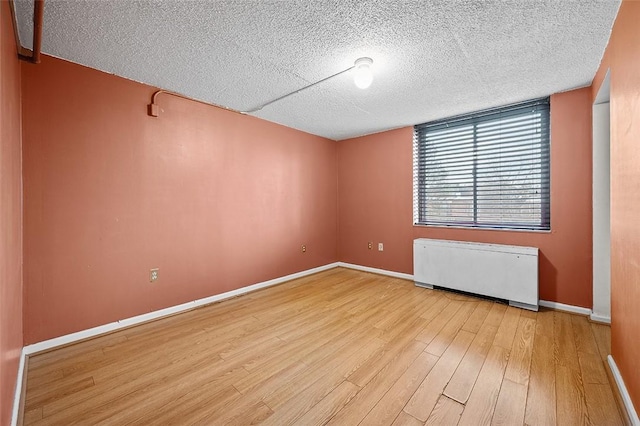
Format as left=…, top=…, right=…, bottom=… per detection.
left=207, top=400, right=274, bottom=425
left=234, top=361, right=309, bottom=402
left=360, top=352, right=439, bottom=426
left=414, top=300, right=463, bottom=345
left=292, top=381, right=360, bottom=426
left=578, top=351, right=609, bottom=385
left=241, top=316, right=360, bottom=374
left=419, top=293, right=451, bottom=321
left=25, top=376, right=95, bottom=409
left=425, top=395, right=464, bottom=426
left=493, top=306, right=522, bottom=349
left=25, top=369, right=64, bottom=391
left=554, top=311, right=579, bottom=370
left=262, top=334, right=385, bottom=411
left=23, top=407, right=42, bottom=425
left=374, top=287, right=437, bottom=331
left=504, top=316, right=535, bottom=386
left=41, top=361, right=248, bottom=424
left=234, top=320, right=375, bottom=394
left=84, top=334, right=226, bottom=383
left=58, top=338, right=228, bottom=397
left=533, top=308, right=554, bottom=338
left=346, top=279, right=411, bottom=321
left=327, top=340, right=427, bottom=425
left=260, top=335, right=386, bottom=424
left=556, top=364, right=589, bottom=425
left=491, top=378, right=527, bottom=426
left=28, top=335, right=126, bottom=370
left=524, top=333, right=556, bottom=426
left=457, top=345, right=510, bottom=426
left=462, top=300, right=493, bottom=333
left=38, top=355, right=215, bottom=418
left=426, top=301, right=478, bottom=356
left=348, top=316, right=430, bottom=387
left=590, top=322, right=612, bottom=362
left=583, top=383, right=624, bottom=426
left=484, top=303, right=508, bottom=328
left=444, top=324, right=498, bottom=404
left=571, top=315, right=600, bottom=355
left=224, top=335, right=381, bottom=426
left=114, top=384, right=242, bottom=425
left=240, top=324, right=380, bottom=400
left=393, top=411, right=425, bottom=426
left=29, top=349, right=104, bottom=378
left=378, top=308, right=431, bottom=344
left=404, top=330, right=475, bottom=421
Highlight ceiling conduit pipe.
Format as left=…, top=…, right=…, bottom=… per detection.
left=147, top=90, right=243, bottom=117
left=16, top=0, right=44, bottom=64
left=148, top=58, right=370, bottom=117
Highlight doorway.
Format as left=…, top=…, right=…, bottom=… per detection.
left=592, top=70, right=611, bottom=323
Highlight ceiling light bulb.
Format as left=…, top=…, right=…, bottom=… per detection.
left=353, top=57, right=373, bottom=89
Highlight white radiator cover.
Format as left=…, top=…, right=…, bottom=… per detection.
left=413, top=238, right=539, bottom=311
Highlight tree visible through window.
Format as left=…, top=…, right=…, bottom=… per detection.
left=413, top=98, right=550, bottom=231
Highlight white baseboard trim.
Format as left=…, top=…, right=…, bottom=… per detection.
left=335, top=266, right=597, bottom=317
left=608, top=355, right=640, bottom=425
left=589, top=312, right=611, bottom=324
left=23, top=262, right=340, bottom=356
left=10, top=349, right=27, bottom=426
left=539, top=300, right=592, bottom=316
left=337, top=262, right=414, bottom=281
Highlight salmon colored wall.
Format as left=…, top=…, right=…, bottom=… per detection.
left=0, top=1, right=23, bottom=423
left=338, top=88, right=593, bottom=308
left=338, top=127, right=414, bottom=274
left=592, top=0, right=640, bottom=412
left=22, top=56, right=338, bottom=344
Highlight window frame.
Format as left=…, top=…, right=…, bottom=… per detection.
left=413, top=98, right=551, bottom=232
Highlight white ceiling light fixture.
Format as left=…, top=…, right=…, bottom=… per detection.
left=353, top=57, right=374, bottom=89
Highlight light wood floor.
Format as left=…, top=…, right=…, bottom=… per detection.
left=22, top=268, right=623, bottom=425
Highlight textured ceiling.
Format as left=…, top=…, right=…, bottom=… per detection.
left=15, top=0, right=620, bottom=140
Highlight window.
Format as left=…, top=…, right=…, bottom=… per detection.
left=413, top=98, right=550, bottom=231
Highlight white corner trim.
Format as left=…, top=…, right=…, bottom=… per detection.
left=589, top=313, right=611, bottom=324
left=538, top=300, right=592, bottom=316
left=10, top=348, right=27, bottom=426
left=608, top=355, right=640, bottom=426
left=337, top=262, right=414, bottom=281
left=23, top=262, right=340, bottom=356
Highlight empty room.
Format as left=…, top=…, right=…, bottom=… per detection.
left=1, top=0, right=639, bottom=425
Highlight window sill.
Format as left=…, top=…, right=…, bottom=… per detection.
left=412, top=223, right=552, bottom=234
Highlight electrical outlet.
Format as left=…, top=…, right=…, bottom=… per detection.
left=302, top=245, right=306, bottom=253
left=368, top=242, right=372, bottom=250
left=378, top=243, right=384, bottom=251
left=150, top=268, right=159, bottom=282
